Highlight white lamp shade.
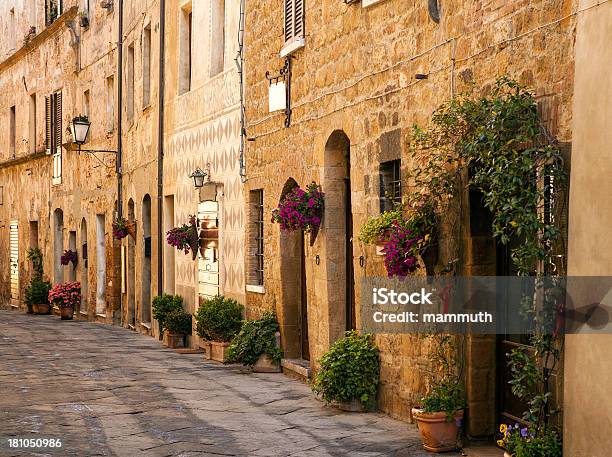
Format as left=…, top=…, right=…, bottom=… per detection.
left=72, top=119, right=90, bottom=145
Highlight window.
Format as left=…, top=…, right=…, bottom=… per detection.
left=83, top=89, right=90, bottom=117
left=106, top=75, right=114, bottom=132
left=248, top=190, right=264, bottom=286
left=9, top=106, right=16, bottom=158
left=379, top=159, right=401, bottom=212
left=281, top=0, right=305, bottom=57
left=46, top=91, right=62, bottom=184
left=28, top=0, right=37, bottom=28
left=179, top=5, right=193, bottom=94
left=210, top=0, right=225, bottom=77
left=127, top=43, right=135, bottom=121
left=142, top=25, right=152, bottom=107
left=9, top=8, right=16, bottom=51
left=45, top=0, right=63, bottom=26
left=29, top=94, right=37, bottom=154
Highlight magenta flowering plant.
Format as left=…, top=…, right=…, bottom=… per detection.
left=112, top=217, right=129, bottom=239
left=60, top=249, right=78, bottom=266
left=166, top=215, right=199, bottom=255
left=381, top=221, right=422, bottom=278
left=271, top=182, right=324, bottom=232
left=48, top=282, right=81, bottom=309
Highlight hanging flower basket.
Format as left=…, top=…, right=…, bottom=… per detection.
left=272, top=182, right=324, bottom=234
left=60, top=249, right=78, bottom=267
left=113, top=217, right=129, bottom=240
left=166, top=215, right=200, bottom=260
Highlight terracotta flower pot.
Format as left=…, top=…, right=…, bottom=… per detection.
left=252, top=353, right=281, bottom=373
left=126, top=221, right=137, bottom=240
left=32, top=303, right=51, bottom=315
left=210, top=341, right=230, bottom=362
left=164, top=332, right=185, bottom=349
left=336, top=398, right=366, bottom=412
left=412, top=408, right=463, bottom=453
left=199, top=341, right=212, bottom=360
left=504, top=453, right=512, bottom=457
left=60, top=306, right=74, bottom=320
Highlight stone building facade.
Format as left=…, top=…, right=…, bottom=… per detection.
left=242, top=0, right=577, bottom=437
left=0, top=0, right=244, bottom=344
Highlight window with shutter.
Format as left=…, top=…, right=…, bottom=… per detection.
left=281, top=0, right=305, bottom=57
left=51, top=91, right=62, bottom=185
left=45, top=96, right=51, bottom=154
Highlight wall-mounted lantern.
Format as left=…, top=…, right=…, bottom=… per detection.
left=190, top=167, right=209, bottom=189
left=71, top=116, right=91, bottom=145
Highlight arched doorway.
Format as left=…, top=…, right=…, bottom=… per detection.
left=95, top=213, right=106, bottom=315
left=141, top=194, right=152, bottom=324
left=53, top=209, right=64, bottom=285
left=278, top=178, right=309, bottom=360
left=80, top=218, right=88, bottom=316
left=127, top=199, right=136, bottom=328
left=323, top=130, right=355, bottom=343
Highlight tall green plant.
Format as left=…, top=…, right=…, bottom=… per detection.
left=411, top=77, right=565, bottom=439
left=152, top=294, right=184, bottom=335
left=27, top=247, right=44, bottom=280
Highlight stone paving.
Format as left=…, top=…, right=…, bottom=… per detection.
left=0, top=310, right=462, bottom=457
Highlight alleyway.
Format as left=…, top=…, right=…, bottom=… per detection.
left=0, top=310, right=452, bottom=457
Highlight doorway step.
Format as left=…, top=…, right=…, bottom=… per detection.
left=281, top=358, right=311, bottom=383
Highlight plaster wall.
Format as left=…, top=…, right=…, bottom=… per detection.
left=565, top=1, right=612, bottom=455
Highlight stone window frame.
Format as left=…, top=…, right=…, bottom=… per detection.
left=379, top=159, right=401, bottom=213
left=247, top=189, right=265, bottom=288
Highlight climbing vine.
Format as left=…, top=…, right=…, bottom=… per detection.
left=410, top=77, right=566, bottom=441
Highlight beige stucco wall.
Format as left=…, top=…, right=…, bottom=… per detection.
left=164, top=0, right=245, bottom=320
left=565, top=1, right=612, bottom=455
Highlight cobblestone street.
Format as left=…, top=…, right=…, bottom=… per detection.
left=0, top=310, right=449, bottom=457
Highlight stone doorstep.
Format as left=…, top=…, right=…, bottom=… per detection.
left=281, top=358, right=311, bottom=382
left=174, top=348, right=203, bottom=354
left=462, top=444, right=504, bottom=457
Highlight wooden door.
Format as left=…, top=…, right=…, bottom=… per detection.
left=10, top=221, right=19, bottom=306
left=198, top=201, right=220, bottom=299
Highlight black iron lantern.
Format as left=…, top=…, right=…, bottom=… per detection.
left=71, top=116, right=91, bottom=145
left=190, top=168, right=208, bottom=188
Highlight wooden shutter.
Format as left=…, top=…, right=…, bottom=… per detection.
left=284, top=0, right=294, bottom=43
left=284, top=0, right=304, bottom=45
left=55, top=91, right=62, bottom=154
left=45, top=96, right=51, bottom=154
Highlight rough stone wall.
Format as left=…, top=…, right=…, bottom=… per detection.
left=0, top=4, right=119, bottom=323
left=243, top=0, right=577, bottom=430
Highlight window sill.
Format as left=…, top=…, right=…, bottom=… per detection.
left=280, top=38, right=305, bottom=58
left=96, top=313, right=106, bottom=318
left=140, top=322, right=151, bottom=330
left=362, top=0, right=386, bottom=7
left=246, top=284, right=265, bottom=294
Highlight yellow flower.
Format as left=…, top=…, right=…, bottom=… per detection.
left=510, top=221, right=518, bottom=227
left=497, top=440, right=505, bottom=447
left=500, top=424, right=507, bottom=434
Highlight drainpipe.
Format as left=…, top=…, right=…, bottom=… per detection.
left=236, top=0, right=247, bottom=181
left=117, top=0, right=124, bottom=218
left=157, top=0, right=166, bottom=297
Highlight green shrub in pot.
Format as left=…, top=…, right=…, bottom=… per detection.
left=195, top=295, right=243, bottom=343
left=25, top=279, right=51, bottom=306
left=164, top=309, right=193, bottom=335
left=312, top=330, right=380, bottom=408
left=152, top=294, right=184, bottom=335
left=227, top=311, right=281, bottom=366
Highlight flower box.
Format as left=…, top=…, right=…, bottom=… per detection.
left=252, top=353, right=281, bottom=373
left=210, top=341, right=231, bottom=362
left=32, top=303, right=51, bottom=315
left=164, top=332, right=185, bottom=349
left=199, top=341, right=212, bottom=360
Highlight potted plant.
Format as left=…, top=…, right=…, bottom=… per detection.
left=497, top=424, right=562, bottom=457
left=412, top=335, right=465, bottom=453
left=227, top=311, right=282, bottom=372
left=48, top=282, right=81, bottom=320
left=163, top=308, right=192, bottom=349
left=60, top=249, right=78, bottom=268
left=25, top=279, right=52, bottom=315
left=195, top=295, right=243, bottom=362
left=152, top=294, right=184, bottom=339
left=166, top=215, right=200, bottom=260
left=272, top=182, right=324, bottom=244
left=312, top=331, right=380, bottom=412
left=113, top=217, right=136, bottom=240
left=358, top=205, right=404, bottom=254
